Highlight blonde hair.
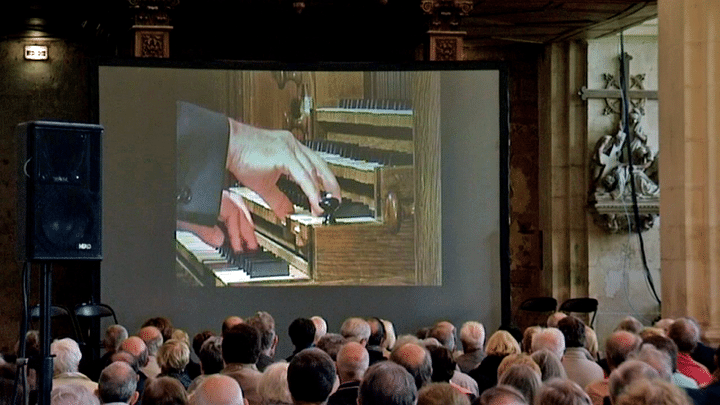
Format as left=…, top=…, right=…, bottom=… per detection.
left=615, top=378, right=691, bottom=405
left=584, top=326, right=598, bottom=360
left=486, top=330, right=521, bottom=357
left=171, top=329, right=190, bottom=346
left=497, top=353, right=541, bottom=380
left=157, top=339, right=190, bottom=373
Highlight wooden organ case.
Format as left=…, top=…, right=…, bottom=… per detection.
left=176, top=71, right=441, bottom=286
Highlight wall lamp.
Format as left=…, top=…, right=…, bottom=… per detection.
left=24, top=45, right=48, bottom=60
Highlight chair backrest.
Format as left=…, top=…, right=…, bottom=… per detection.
left=559, top=298, right=599, bottom=327
left=74, top=303, right=118, bottom=324
left=519, top=297, right=557, bottom=313
left=29, top=304, right=83, bottom=343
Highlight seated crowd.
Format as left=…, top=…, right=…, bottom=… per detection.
left=2, top=310, right=720, bottom=405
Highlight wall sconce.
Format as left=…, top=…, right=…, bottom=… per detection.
left=24, top=45, right=48, bottom=60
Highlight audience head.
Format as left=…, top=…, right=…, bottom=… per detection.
left=103, top=325, right=129, bottom=353
left=608, top=359, right=659, bottom=404
left=51, top=384, right=100, bottom=405
left=641, top=334, right=679, bottom=373
left=367, top=317, right=386, bottom=347
left=192, top=330, right=215, bottom=357
left=310, top=316, right=327, bottom=345
left=557, top=316, right=586, bottom=348
left=390, top=342, right=433, bottom=390
left=486, top=330, right=521, bottom=357
left=171, top=329, right=190, bottom=347
left=654, top=318, right=674, bottom=335
left=50, top=338, right=82, bottom=375
left=497, top=353, right=541, bottom=380
left=198, top=336, right=224, bottom=375
left=534, top=378, right=591, bottom=405
left=316, top=333, right=347, bottom=361
left=142, top=317, right=174, bottom=343
left=358, top=361, right=417, bottom=405
left=667, top=318, right=699, bottom=354
left=547, top=312, right=568, bottom=328
left=460, top=321, right=485, bottom=353
left=246, top=311, right=277, bottom=355
left=417, top=382, right=470, bottom=405
left=530, top=328, right=565, bottom=359
left=111, top=351, right=138, bottom=371
left=221, top=316, right=243, bottom=337
left=615, top=316, right=644, bottom=334
left=120, top=336, right=149, bottom=369
left=98, top=361, right=139, bottom=404
left=157, top=339, right=190, bottom=374
left=141, top=376, right=188, bottom=405
left=521, top=326, right=541, bottom=353
left=340, top=317, right=371, bottom=346
left=605, top=330, right=642, bottom=371
left=638, top=327, right=665, bottom=341
left=287, top=348, right=337, bottom=404
left=615, top=378, right=691, bottom=405
left=336, top=342, right=369, bottom=383
left=478, top=385, right=528, bottom=405
left=426, top=346, right=455, bottom=383
left=635, top=343, right=673, bottom=381
left=139, top=326, right=164, bottom=357
left=498, top=363, right=542, bottom=405
left=222, top=323, right=261, bottom=365
left=428, top=321, right=456, bottom=352
left=381, top=319, right=397, bottom=351
left=257, top=362, right=293, bottom=405
left=288, top=318, right=316, bottom=351
left=189, top=374, right=243, bottom=405
left=530, top=349, right=567, bottom=381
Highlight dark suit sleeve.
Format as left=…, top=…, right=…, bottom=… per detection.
left=176, top=101, right=230, bottom=226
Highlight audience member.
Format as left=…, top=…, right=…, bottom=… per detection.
left=310, top=316, right=327, bottom=346
left=557, top=316, right=604, bottom=390
left=668, top=318, right=712, bottom=386
left=258, top=362, right=293, bottom=405
left=222, top=317, right=244, bottom=337
left=585, top=330, right=641, bottom=405
left=98, top=361, right=139, bottom=405
left=521, top=326, right=541, bottom=354
left=530, top=349, right=567, bottom=381
left=497, top=364, right=541, bottom=405
left=614, top=316, right=644, bottom=335
left=118, top=336, right=150, bottom=398
left=138, top=326, right=164, bottom=379
left=287, top=318, right=316, bottom=362
left=172, top=329, right=200, bottom=379
left=316, top=333, right=347, bottom=362
left=246, top=311, right=279, bottom=372
left=380, top=319, right=397, bottom=355
left=190, top=331, right=215, bottom=380
left=607, top=360, right=659, bottom=405
left=221, top=324, right=263, bottom=405
left=157, top=339, right=192, bottom=389
left=358, top=361, right=417, bottom=405
left=427, top=345, right=478, bottom=397
left=189, top=374, right=244, bottom=405
left=687, top=318, right=717, bottom=374
left=390, top=342, right=433, bottom=391
left=287, top=348, right=337, bottom=405
left=456, top=322, right=486, bottom=374
left=530, top=327, right=565, bottom=360
left=340, top=318, right=371, bottom=346
left=615, top=378, right=692, bottom=405
left=547, top=312, right=568, bottom=328
left=366, top=317, right=387, bottom=365
left=655, top=318, right=674, bottom=334
left=585, top=326, right=599, bottom=361
left=496, top=354, right=541, bottom=380
left=50, top=383, right=100, bottom=405
left=328, top=342, right=369, bottom=405
left=635, top=343, right=673, bottom=381
left=418, top=382, right=470, bottom=405
left=468, top=330, right=521, bottom=394
left=95, top=325, right=129, bottom=380
left=477, top=385, right=528, bottom=405
left=429, top=321, right=457, bottom=352
left=141, top=376, right=188, bottom=405
left=535, top=378, right=591, bottom=405
left=143, top=317, right=174, bottom=343
left=188, top=336, right=224, bottom=393
left=642, top=333, right=699, bottom=389
left=50, top=337, right=97, bottom=392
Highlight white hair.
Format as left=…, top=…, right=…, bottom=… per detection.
left=531, top=328, right=565, bottom=359
left=311, top=316, right=328, bottom=343
left=51, top=384, right=100, bottom=405
left=460, top=321, right=486, bottom=351
left=340, top=317, right=371, bottom=343
left=258, top=362, right=293, bottom=404
left=50, top=338, right=82, bottom=375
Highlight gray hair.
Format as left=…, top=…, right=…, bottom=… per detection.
left=340, top=317, right=371, bottom=343
left=531, top=328, right=565, bottom=359
left=535, top=378, right=591, bottom=405
left=257, top=362, right=293, bottom=404
left=103, top=325, right=128, bottom=352
left=50, top=338, right=82, bottom=375
left=98, top=361, right=138, bottom=404
left=51, top=384, right=100, bottom=405
left=608, top=360, right=660, bottom=404
left=634, top=344, right=673, bottom=381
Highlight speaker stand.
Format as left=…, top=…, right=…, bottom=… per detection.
left=37, top=262, right=53, bottom=405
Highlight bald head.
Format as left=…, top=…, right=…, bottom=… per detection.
left=429, top=321, right=456, bottom=352
left=605, top=331, right=642, bottom=370
left=337, top=342, right=370, bottom=383
left=222, top=316, right=244, bottom=337
left=120, top=336, right=149, bottom=368
left=311, top=316, right=327, bottom=345
left=547, top=312, right=567, bottom=328
left=390, top=343, right=432, bottom=390
left=138, top=326, right=163, bottom=356
left=190, top=374, right=244, bottom=405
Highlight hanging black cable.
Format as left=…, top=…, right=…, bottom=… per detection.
left=619, top=34, right=662, bottom=307
left=12, top=261, right=31, bottom=405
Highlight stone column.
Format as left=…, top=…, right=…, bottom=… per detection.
left=658, top=0, right=720, bottom=341
left=538, top=42, right=590, bottom=305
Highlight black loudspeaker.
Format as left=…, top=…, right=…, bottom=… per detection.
left=17, top=121, right=103, bottom=261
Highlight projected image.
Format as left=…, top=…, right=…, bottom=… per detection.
left=175, top=71, right=430, bottom=287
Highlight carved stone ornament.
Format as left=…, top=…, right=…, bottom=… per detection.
left=421, top=0, right=473, bottom=30
left=129, top=0, right=178, bottom=58
left=589, top=109, right=659, bottom=233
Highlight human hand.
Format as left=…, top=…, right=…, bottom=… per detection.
left=177, top=190, right=259, bottom=252
left=225, top=119, right=341, bottom=218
